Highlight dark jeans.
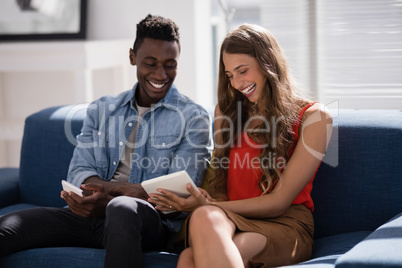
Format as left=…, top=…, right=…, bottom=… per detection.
left=0, top=196, right=170, bottom=268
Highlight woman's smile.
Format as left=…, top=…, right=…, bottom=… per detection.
left=240, top=83, right=256, bottom=97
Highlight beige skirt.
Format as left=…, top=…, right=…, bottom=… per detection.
left=185, top=204, right=314, bottom=268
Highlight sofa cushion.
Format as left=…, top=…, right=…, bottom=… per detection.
left=312, top=109, right=402, bottom=239
left=0, top=247, right=179, bottom=268
left=285, top=255, right=337, bottom=268
left=282, top=231, right=370, bottom=268
left=335, top=212, right=402, bottom=268
left=267, top=231, right=370, bottom=268
left=19, top=105, right=86, bottom=207
left=312, top=231, right=370, bottom=259
left=0, top=248, right=103, bottom=268
left=0, top=203, right=39, bottom=216
left=0, top=168, right=19, bottom=208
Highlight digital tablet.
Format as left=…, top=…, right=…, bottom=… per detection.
left=141, top=170, right=199, bottom=198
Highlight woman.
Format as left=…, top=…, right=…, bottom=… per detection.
left=149, top=24, right=332, bottom=268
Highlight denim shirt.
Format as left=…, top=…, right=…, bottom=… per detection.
left=67, top=83, right=211, bottom=231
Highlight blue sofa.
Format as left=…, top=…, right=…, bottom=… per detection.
left=1, top=105, right=402, bottom=268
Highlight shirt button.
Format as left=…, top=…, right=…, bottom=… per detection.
left=128, top=122, right=133, bottom=127
left=162, top=142, right=166, bottom=147
left=113, top=161, right=117, bottom=165
left=97, top=131, right=102, bottom=136
left=119, top=141, right=124, bottom=146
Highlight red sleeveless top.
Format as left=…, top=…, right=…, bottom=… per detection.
left=227, top=102, right=318, bottom=212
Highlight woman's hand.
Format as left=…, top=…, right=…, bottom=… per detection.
left=198, top=188, right=216, bottom=202
left=148, top=184, right=215, bottom=213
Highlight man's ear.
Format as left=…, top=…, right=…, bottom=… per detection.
left=129, top=48, right=136, bottom=66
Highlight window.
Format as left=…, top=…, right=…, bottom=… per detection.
left=217, top=0, right=402, bottom=109
left=317, top=0, right=402, bottom=109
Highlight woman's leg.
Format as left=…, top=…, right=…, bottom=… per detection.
left=232, top=232, right=267, bottom=266
left=186, top=205, right=243, bottom=268
left=177, top=247, right=195, bottom=268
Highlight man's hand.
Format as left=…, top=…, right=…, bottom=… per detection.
left=106, top=182, right=149, bottom=200
left=84, top=176, right=149, bottom=200
left=61, top=176, right=150, bottom=217
left=61, top=183, right=112, bottom=218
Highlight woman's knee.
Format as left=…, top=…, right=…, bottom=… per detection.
left=189, top=205, right=231, bottom=232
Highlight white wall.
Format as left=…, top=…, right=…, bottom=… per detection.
left=86, top=0, right=214, bottom=107
left=0, top=0, right=214, bottom=167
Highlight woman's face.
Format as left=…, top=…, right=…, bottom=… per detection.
left=223, top=52, right=266, bottom=103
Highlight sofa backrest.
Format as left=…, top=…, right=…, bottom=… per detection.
left=18, top=106, right=402, bottom=238
left=19, top=105, right=86, bottom=207
left=312, top=109, right=402, bottom=239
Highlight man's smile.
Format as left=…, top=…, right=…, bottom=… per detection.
left=149, top=80, right=166, bottom=89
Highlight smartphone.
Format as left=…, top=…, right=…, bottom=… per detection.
left=61, top=180, right=84, bottom=197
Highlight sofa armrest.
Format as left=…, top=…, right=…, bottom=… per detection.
left=0, top=168, right=20, bottom=208
left=335, top=212, right=402, bottom=268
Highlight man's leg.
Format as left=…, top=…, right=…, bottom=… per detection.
left=0, top=207, right=104, bottom=257
left=103, top=196, right=170, bottom=268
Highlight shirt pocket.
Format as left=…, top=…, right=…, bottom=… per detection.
left=145, top=135, right=181, bottom=177
left=92, top=129, right=109, bottom=170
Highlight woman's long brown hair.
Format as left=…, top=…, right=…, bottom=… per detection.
left=209, top=24, right=310, bottom=198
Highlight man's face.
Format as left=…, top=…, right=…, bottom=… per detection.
left=130, top=38, right=180, bottom=107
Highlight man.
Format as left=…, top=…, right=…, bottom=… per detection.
left=0, top=14, right=210, bottom=268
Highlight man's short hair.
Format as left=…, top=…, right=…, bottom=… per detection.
left=133, top=14, right=180, bottom=54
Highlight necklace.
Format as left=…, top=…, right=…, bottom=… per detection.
left=252, top=102, right=258, bottom=115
